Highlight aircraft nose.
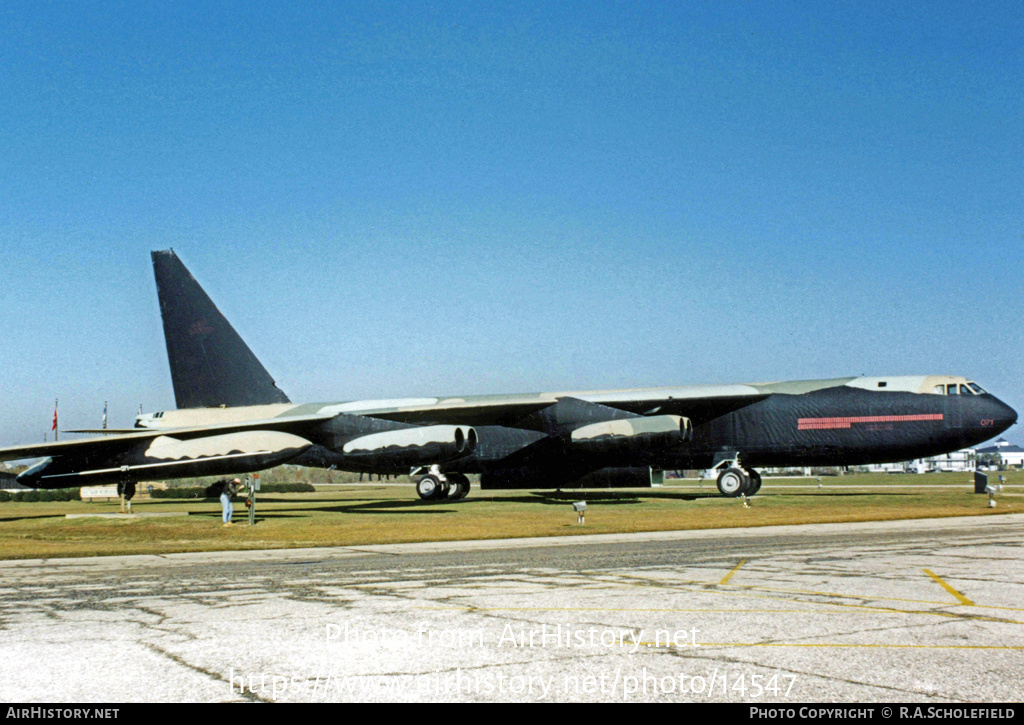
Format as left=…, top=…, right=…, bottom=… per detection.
left=985, top=396, right=1018, bottom=434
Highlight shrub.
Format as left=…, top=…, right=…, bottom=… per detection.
left=151, top=487, right=211, bottom=499
left=810, top=467, right=841, bottom=477
left=150, top=481, right=315, bottom=499
left=262, top=482, right=316, bottom=494
left=40, top=490, right=76, bottom=502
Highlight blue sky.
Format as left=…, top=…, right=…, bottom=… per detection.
left=0, top=1, right=1021, bottom=445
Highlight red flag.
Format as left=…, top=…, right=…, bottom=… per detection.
left=51, top=402, right=58, bottom=431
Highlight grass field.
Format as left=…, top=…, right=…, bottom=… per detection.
left=0, top=471, right=1020, bottom=560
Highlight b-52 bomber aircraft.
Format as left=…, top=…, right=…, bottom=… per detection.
left=2, top=250, right=1017, bottom=500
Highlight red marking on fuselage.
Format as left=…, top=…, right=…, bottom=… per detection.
left=798, top=414, right=944, bottom=431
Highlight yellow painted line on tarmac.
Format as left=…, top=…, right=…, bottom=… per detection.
left=687, top=643, right=1024, bottom=650
left=682, top=585, right=1012, bottom=622
left=590, top=571, right=1021, bottom=611
left=719, top=558, right=747, bottom=585
left=399, top=620, right=1024, bottom=650
left=725, top=581, right=993, bottom=609
left=597, top=573, right=954, bottom=607
left=458, top=572, right=1019, bottom=623
left=416, top=595, right=1021, bottom=624
left=924, top=569, right=974, bottom=606
left=417, top=606, right=884, bottom=614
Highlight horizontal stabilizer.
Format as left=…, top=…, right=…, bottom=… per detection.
left=0, top=413, right=334, bottom=463
left=16, top=431, right=311, bottom=489
left=65, top=429, right=146, bottom=435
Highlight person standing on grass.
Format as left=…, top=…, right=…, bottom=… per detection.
left=220, top=478, right=242, bottom=526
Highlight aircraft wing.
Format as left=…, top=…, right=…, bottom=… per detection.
left=335, top=386, right=772, bottom=429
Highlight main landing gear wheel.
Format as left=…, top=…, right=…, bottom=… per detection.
left=716, top=467, right=750, bottom=498
left=747, top=469, right=762, bottom=496
left=416, top=474, right=447, bottom=501
left=445, top=473, right=471, bottom=501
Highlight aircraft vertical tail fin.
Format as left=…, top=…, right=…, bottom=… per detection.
left=152, top=250, right=291, bottom=409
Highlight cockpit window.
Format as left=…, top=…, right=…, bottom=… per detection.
left=934, top=385, right=946, bottom=395
left=959, top=385, right=973, bottom=395
left=969, top=383, right=986, bottom=394
left=946, top=384, right=959, bottom=395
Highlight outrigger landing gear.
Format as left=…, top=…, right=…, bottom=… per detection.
left=712, top=452, right=760, bottom=498
left=413, top=465, right=471, bottom=501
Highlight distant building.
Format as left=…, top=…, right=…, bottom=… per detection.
left=865, top=448, right=976, bottom=474
left=0, top=463, right=26, bottom=489
left=975, top=438, right=1024, bottom=468
left=732, top=442, right=1018, bottom=477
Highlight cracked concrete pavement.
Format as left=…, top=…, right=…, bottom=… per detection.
left=1, top=515, right=1022, bottom=702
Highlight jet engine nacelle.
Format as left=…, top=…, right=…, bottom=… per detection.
left=480, top=466, right=665, bottom=490
left=340, top=425, right=477, bottom=471
left=17, top=431, right=312, bottom=488
left=569, top=414, right=691, bottom=455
